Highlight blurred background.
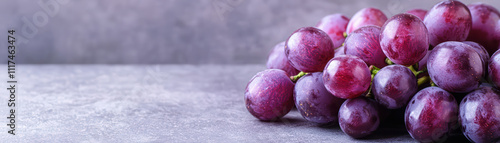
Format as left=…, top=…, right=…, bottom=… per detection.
left=1, top=0, right=499, bottom=64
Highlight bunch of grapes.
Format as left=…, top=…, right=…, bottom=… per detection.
left=245, top=0, right=500, bottom=142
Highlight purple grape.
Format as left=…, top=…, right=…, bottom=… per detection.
left=245, top=69, right=295, bottom=121
left=489, top=50, right=500, bottom=88
left=316, top=14, right=350, bottom=49
left=346, top=8, right=387, bottom=34
left=344, top=26, right=387, bottom=68
left=323, top=55, right=371, bottom=99
left=266, top=41, right=300, bottom=77
left=418, top=50, right=430, bottom=71
left=380, top=13, right=429, bottom=66
left=459, top=86, right=500, bottom=143
left=334, top=45, right=345, bottom=57
left=338, top=97, right=380, bottom=138
left=294, top=72, right=345, bottom=124
left=406, top=9, right=428, bottom=20
left=285, top=27, right=335, bottom=72
left=424, top=0, right=472, bottom=46
left=466, top=3, right=500, bottom=56
left=427, top=41, right=483, bottom=93
left=372, top=65, right=418, bottom=109
left=405, top=87, right=459, bottom=142
left=463, top=41, right=489, bottom=78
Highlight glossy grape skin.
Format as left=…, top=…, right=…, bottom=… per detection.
left=338, top=97, right=380, bottom=138
left=294, top=72, right=345, bottom=124
left=372, top=65, right=418, bottom=109
left=266, top=41, right=300, bottom=77
left=380, top=13, right=429, bottom=66
left=405, top=87, right=459, bottom=143
left=245, top=69, right=295, bottom=121
left=424, top=0, right=472, bottom=46
left=334, top=45, right=345, bottom=57
left=345, top=8, right=387, bottom=34
left=344, top=26, right=387, bottom=68
left=489, top=50, right=500, bottom=89
left=406, top=9, right=428, bottom=20
left=427, top=41, right=483, bottom=93
left=316, top=14, right=350, bottom=49
left=323, top=55, right=371, bottom=99
left=466, top=3, right=500, bottom=56
left=459, top=86, right=500, bottom=143
left=463, top=41, right=489, bottom=78
left=285, top=27, right=335, bottom=72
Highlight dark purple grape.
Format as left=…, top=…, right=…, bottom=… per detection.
left=427, top=41, right=483, bottom=93
left=380, top=13, right=428, bottom=66
left=334, top=45, right=345, bottom=57
left=316, top=14, right=350, bottom=49
left=245, top=69, right=295, bottom=121
left=424, top=0, right=472, bottom=46
left=294, top=72, right=345, bottom=124
left=459, top=86, right=500, bottom=143
left=344, top=26, right=387, bottom=68
left=285, top=27, right=335, bottom=72
left=345, top=8, right=387, bottom=34
left=323, top=55, right=371, bottom=99
left=266, top=41, right=300, bottom=77
left=338, top=97, right=380, bottom=138
left=406, top=9, right=428, bottom=20
left=466, top=3, right=500, bottom=56
left=463, top=41, right=489, bottom=78
left=405, top=87, right=459, bottom=142
left=372, top=65, right=418, bottom=109
left=489, top=50, right=500, bottom=88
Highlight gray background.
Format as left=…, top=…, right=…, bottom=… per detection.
left=2, top=0, right=499, bottom=64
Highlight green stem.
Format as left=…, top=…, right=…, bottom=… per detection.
left=417, top=76, right=430, bottom=87
left=343, top=32, right=347, bottom=38
left=290, top=71, right=307, bottom=82
left=385, top=58, right=394, bottom=65
left=430, top=79, right=436, bottom=87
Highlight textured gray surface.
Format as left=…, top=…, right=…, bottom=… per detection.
left=0, top=65, right=471, bottom=142
left=2, top=0, right=499, bottom=64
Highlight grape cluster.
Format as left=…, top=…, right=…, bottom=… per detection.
left=245, top=1, right=500, bottom=142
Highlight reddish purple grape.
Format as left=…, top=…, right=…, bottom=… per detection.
left=316, top=14, right=350, bottom=49
left=406, top=9, right=428, bottom=20
left=427, top=41, right=483, bottom=93
left=459, top=86, right=500, bottom=143
left=380, top=13, right=429, bottom=66
left=372, top=65, right=418, bottom=109
left=345, top=8, right=387, bottom=34
left=466, top=3, right=500, bottom=56
left=323, top=55, right=371, bottom=99
left=489, top=50, right=500, bottom=88
left=294, top=72, right=345, bottom=124
left=266, top=41, right=300, bottom=77
left=344, top=26, right=387, bottom=68
left=285, top=27, right=335, bottom=72
left=463, top=41, right=489, bottom=78
left=245, top=69, right=295, bottom=121
left=405, top=87, right=459, bottom=143
left=424, top=0, right=472, bottom=46
left=338, top=97, right=380, bottom=138
left=334, top=45, right=345, bottom=57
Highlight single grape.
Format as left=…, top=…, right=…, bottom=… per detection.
left=345, top=7, right=387, bottom=34
left=405, top=87, right=459, bottom=143
left=344, top=26, right=387, bottom=68
left=334, top=45, right=345, bottom=57
left=294, top=72, right=345, bottom=124
left=338, top=97, right=380, bottom=138
left=427, top=41, right=483, bottom=93
left=380, top=13, right=428, bottom=66
left=245, top=69, right=295, bottom=121
left=466, top=3, right=500, bottom=56
left=459, top=86, right=500, bottom=143
left=463, top=41, right=489, bottom=78
left=323, top=55, right=371, bottom=99
left=406, top=9, right=428, bottom=20
left=266, top=41, right=300, bottom=77
left=424, top=0, right=472, bottom=46
left=489, top=50, right=500, bottom=88
left=372, top=65, right=418, bottom=109
left=316, top=14, right=350, bottom=49
left=285, top=27, right=335, bottom=72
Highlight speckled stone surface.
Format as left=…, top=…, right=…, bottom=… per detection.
left=0, top=65, right=470, bottom=142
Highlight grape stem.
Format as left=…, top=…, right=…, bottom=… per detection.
left=343, top=32, right=347, bottom=38
left=417, top=76, right=430, bottom=87
left=290, top=71, right=308, bottom=82
left=385, top=58, right=394, bottom=65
